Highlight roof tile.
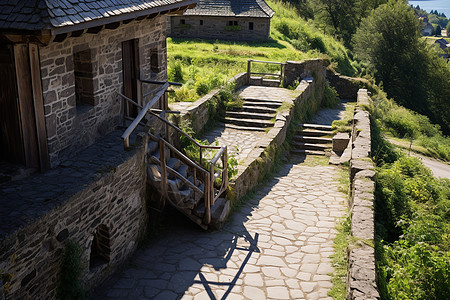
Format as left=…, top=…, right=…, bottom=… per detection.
left=0, top=0, right=193, bottom=31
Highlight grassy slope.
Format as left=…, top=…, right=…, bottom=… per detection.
left=167, top=0, right=358, bottom=102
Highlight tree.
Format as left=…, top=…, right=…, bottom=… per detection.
left=435, top=25, right=442, bottom=36
left=353, top=0, right=450, bottom=134
left=447, top=22, right=450, bottom=36
left=309, top=0, right=388, bottom=47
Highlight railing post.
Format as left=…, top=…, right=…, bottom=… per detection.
left=137, top=79, right=143, bottom=107
left=210, top=163, right=215, bottom=207
left=223, top=146, right=228, bottom=190
left=199, top=147, right=203, bottom=166
left=204, top=172, right=211, bottom=224
left=247, top=60, right=251, bottom=84
left=160, top=139, right=167, bottom=199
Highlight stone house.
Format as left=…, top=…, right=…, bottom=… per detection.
left=0, top=0, right=195, bottom=299
left=420, top=17, right=434, bottom=36
left=169, top=0, right=274, bottom=41
left=435, top=38, right=450, bottom=58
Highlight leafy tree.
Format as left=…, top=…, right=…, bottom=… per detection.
left=353, top=0, right=450, bottom=134
left=435, top=25, right=442, bottom=36
left=309, top=0, right=387, bottom=47
left=447, top=22, right=450, bottom=36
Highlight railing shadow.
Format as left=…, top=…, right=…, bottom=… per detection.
left=90, top=159, right=301, bottom=299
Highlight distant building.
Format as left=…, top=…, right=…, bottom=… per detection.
left=435, top=38, right=450, bottom=58
left=420, top=17, right=434, bottom=36
left=170, top=0, right=275, bottom=41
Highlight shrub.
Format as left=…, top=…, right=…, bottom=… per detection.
left=57, top=241, right=84, bottom=300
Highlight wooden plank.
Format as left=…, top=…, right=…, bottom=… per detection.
left=29, top=44, right=50, bottom=170
left=14, top=44, right=40, bottom=169
left=0, top=44, right=24, bottom=164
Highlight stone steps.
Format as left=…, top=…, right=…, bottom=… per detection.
left=294, top=135, right=332, bottom=144
left=291, top=123, right=334, bottom=156
left=292, top=142, right=331, bottom=151
left=146, top=136, right=228, bottom=229
left=291, top=149, right=327, bottom=156
left=298, top=123, right=333, bottom=131
left=225, top=111, right=274, bottom=120
left=244, top=100, right=282, bottom=109
left=297, top=129, right=332, bottom=137
left=224, top=124, right=266, bottom=132
left=224, top=117, right=273, bottom=128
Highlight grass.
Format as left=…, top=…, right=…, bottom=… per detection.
left=329, top=216, right=351, bottom=300
left=166, top=0, right=361, bottom=104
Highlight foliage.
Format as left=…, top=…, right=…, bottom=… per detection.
left=353, top=1, right=450, bottom=135
left=57, top=241, right=84, bottom=300
left=368, top=90, right=450, bottom=162
left=268, top=0, right=359, bottom=75
left=321, top=81, right=339, bottom=108
left=374, top=154, right=450, bottom=299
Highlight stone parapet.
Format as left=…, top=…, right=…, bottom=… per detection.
left=326, top=69, right=370, bottom=100
left=347, top=89, right=380, bottom=299
left=284, top=59, right=326, bottom=88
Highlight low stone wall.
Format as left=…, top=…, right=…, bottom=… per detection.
left=170, top=72, right=247, bottom=134
left=326, top=69, right=370, bottom=101
left=284, top=59, right=327, bottom=88
left=347, top=89, right=380, bottom=299
left=0, top=132, right=148, bottom=299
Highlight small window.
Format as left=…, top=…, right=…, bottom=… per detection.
left=89, top=224, right=111, bottom=270
left=150, top=48, right=160, bottom=74
left=180, top=19, right=185, bottom=25
left=73, top=49, right=95, bottom=108
left=249, top=22, right=254, bottom=30
left=200, top=20, right=203, bottom=25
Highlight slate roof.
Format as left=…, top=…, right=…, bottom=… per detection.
left=183, top=0, right=274, bottom=18
left=0, top=0, right=195, bottom=33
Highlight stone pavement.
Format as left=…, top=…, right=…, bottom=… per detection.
left=90, top=155, right=347, bottom=299
left=202, top=86, right=297, bottom=162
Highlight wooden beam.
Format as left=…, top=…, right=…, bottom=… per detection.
left=29, top=44, right=50, bottom=171
left=105, top=22, right=121, bottom=30
left=13, top=44, right=40, bottom=169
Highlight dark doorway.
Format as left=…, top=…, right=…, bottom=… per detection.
left=0, top=45, right=25, bottom=165
left=122, top=39, right=139, bottom=117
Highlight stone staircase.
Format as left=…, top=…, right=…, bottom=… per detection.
left=146, top=135, right=230, bottom=230
left=224, top=98, right=282, bottom=131
left=291, top=124, right=333, bottom=155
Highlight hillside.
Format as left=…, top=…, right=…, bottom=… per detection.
left=167, top=0, right=358, bottom=103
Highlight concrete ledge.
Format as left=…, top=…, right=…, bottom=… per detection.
left=347, top=89, right=380, bottom=299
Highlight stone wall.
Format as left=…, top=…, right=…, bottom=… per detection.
left=169, top=72, right=247, bottom=134
left=169, top=16, right=270, bottom=41
left=284, top=59, right=327, bottom=88
left=347, top=89, right=380, bottom=299
left=40, top=16, right=167, bottom=168
left=0, top=132, right=148, bottom=299
left=326, top=69, right=370, bottom=101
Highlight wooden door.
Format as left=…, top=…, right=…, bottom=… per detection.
left=0, top=45, right=25, bottom=164
left=122, top=39, right=139, bottom=117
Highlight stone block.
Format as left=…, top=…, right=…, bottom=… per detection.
left=350, top=159, right=374, bottom=183
left=333, top=132, right=350, bottom=153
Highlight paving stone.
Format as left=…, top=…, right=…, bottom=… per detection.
left=91, top=119, right=348, bottom=300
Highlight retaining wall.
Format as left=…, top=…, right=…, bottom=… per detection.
left=347, top=89, right=380, bottom=299
left=169, top=72, right=247, bottom=134
left=0, top=132, right=148, bottom=299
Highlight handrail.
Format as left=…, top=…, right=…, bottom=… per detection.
left=210, top=146, right=226, bottom=165
left=161, top=138, right=209, bottom=174
left=121, top=82, right=169, bottom=148
left=247, top=59, right=285, bottom=84
left=248, top=59, right=284, bottom=65
left=139, top=79, right=183, bottom=86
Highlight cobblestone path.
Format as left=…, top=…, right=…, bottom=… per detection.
left=91, top=156, right=347, bottom=299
